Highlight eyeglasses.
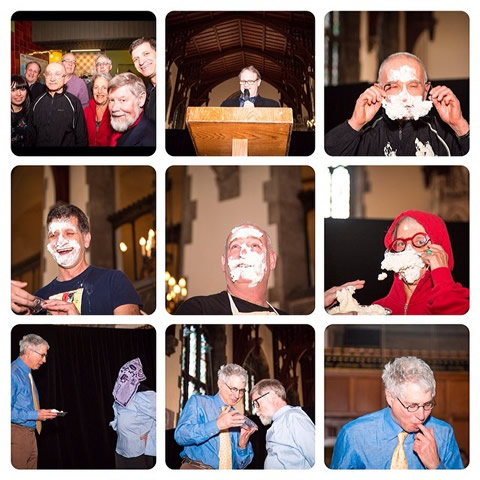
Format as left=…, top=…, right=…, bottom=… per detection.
left=252, top=391, right=270, bottom=409
left=224, top=382, right=246, bottom=396
left=44, top=72, right=65, bottom=79
left=397, top=397, right=436, bottom=412
left=96, top=62, right=110, bottom=67
left=62, top=60, right=76, bottom=65
left=30, top=348, right=47, bottom=360
left=239, top=79, right=258, bottom=86
left=388, top=232, right=430, bottom=252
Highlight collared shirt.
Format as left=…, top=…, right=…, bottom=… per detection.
left=110, top=390, right=156, bottom=458
left=174, top=392, right=253, bottom=469
left=264, top=405, right=315, bottom=469
left=239, top=95, right=258, bottom=107
left=330, top=407, right=463, bottom=469
left=11, top=357, right=39, bottom=428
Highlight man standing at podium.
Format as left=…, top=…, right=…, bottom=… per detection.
left=221, top=66, right=280, bottom=108
left=175, top=223, right=287, bottom=315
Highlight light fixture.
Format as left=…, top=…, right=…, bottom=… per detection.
left=119, top=242, right=128, bottom=252
left=70, top=49, right=101, bottom=53
left=165, top=272, right=187, bottom=313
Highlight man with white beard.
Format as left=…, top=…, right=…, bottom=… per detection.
left=29, top=204, right=142, bottom=315
left=251, top=379, right=315, bottom=469
left=325, top=52, right=469, bottom=156
left=175, top=223, right=287, bottom=314
left=108, top=72, right=155, bottom=147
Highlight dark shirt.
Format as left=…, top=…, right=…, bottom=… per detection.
left=27, top=91, right=88, bottom=147
left=145, top=83, right=156, bottom=122
left=29, top=82, right=47, bottom=103
left=325, top=113, right=469, bottom=156
left=175, top=290, right=288, bottom=315
left=11, top=110, right=28, bottom=147
left=117, top=114, right=156, bottom=147
left=34, top=265, right=142, bottom=315
left=221, top=94, right=280, bottom=108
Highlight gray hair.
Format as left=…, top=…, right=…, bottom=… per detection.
left=377, top=52, right=428, bottom=84
left=91, top=73, right=112, bottom=86
left=19, top=334, right=49, bottom=355
left=382, top=356, right=436, bottom=399
left=217, top=363, right=248, bottom=384
left=108, top=72, right=146, bottom=97
left=251, top=379, right=286, bottom=401
left=95, top=54, right=112, bottom=66
left=238, top=65, right=261, bottom=80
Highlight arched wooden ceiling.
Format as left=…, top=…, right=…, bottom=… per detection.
left=166, top=11, right=315, bottom=123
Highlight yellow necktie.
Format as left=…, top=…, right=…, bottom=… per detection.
left=391, top=431, right=408, bottom=469
left=218, top=406, right=232, bottom=469
left=28, top=373, right=42, bottom=434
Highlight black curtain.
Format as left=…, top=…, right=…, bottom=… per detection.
left=11, top=325, right=156, bottom=469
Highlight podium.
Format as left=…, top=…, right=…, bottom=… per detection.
left=186, top=107, right=293, bottom=156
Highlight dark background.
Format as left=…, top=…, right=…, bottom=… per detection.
left=324, top=218, right=469, bottom=307
left=11, top=324, right=156, bottom=469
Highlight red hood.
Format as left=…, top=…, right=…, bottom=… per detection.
left=384, top=210, right=454, bottom=270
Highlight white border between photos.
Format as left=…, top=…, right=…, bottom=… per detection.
left=1, top=1, right=478, bottom=479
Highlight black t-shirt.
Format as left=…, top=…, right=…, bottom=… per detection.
left=174, top=290, right=288, bottom=315
left=35, top=265, right=142, bottom=315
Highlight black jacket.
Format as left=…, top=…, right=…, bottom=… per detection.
left=27, top=91, right=88, bottom=147
left=221, top=94, right=280, bottom=107
left=29, top=82, right=47, bottom=103
left=117, top=114, right=156, bottom=147
left=325, top=112, right=469, bottom=156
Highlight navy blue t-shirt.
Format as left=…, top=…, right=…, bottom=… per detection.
left=35, top=265, right=142, bottom=315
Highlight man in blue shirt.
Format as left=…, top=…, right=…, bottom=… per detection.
left=330, top=356, right=464, bottom=469
left=174, top=363, right=258, bottom=469
left=11, top=334, right=57, bottom=468
left=251, top=379, right=315, bottom=469
left=13, top=203, right=142, bottom=315
left=110, top=358, right=156, bottom=468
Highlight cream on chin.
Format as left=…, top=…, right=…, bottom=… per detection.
left=228, top=244, right=267, bottom=288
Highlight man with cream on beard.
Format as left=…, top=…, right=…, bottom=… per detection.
left=175, top=223, right=287, bottom=314
left=325, top=52, right=469, bottom=156
left=30, top=204, right=142, bottom=315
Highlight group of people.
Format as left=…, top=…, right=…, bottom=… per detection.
left=11, top=37, right=156, bottom=149
left=174, top=363, right=315, bottom=469
left=11, top=203, right=143, bottom=315
left=11, top=335, right=156, bottom=469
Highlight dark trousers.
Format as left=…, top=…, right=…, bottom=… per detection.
left=115, top=452, right=155, bottom=469
left=11, top=423, right=38, bottom=469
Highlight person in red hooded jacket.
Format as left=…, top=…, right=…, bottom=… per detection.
left=373, top=210, right=469, bottom=315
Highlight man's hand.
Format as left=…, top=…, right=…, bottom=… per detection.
left=11, top=280, right=36, bottom=314
left=243, top=100, right=255, bottom=108
left=238, top=424, right=258, bottom=449
left=37, top=409, right=58, bottom=421
left=216, top=407, right=245, bottom=431
left=421, top=243, right=449, bottom=271
left=348, top=85, right=386, bottom=131
left=41, top=299, right=80, bottom=315
left=140, top=432, right=148, bottom=443
left=413, top=424, right=441, bottom=469
left=429, top=86, right=469, bottom=136
left=325, top=279, right=365, bottom=308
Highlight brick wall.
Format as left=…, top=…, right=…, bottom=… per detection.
left=11, top=21, right=49, bottom=74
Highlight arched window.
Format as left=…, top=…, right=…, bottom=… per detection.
left=325, top=166, right=350, bottom=219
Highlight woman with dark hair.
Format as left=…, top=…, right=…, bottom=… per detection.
left=11, top=75, right=31, bottom=148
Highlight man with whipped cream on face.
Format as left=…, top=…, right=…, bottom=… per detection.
left=31, top=204, right=142, bottom=315
left=175, top=223, right=287, bottom=314
left=325, top=52, right=470, bottom=156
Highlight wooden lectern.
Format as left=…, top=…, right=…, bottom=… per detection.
left=186, top=107, right=293, bottom=156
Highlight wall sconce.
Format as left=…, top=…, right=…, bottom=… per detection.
left=165, top=272, right=187, bottom=313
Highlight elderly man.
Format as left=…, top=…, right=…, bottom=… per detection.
left=24, top=61, right=46, bottom=102
left=62, top=52, right=89, bottom=107
left=23, top=203, right=142, bottom=315
left=11, top=334, right=57, bottom=468
left=27, top=62, right=87, bottom=147
left=88, top=54, right=113, bottom=99
left=175, top=223, right=287, bottom=314
left=130, top=38, right=156, bottom=122
left=325, top=52, right=469, bottom=156
left=174, top=363, right=257, bottom=469
left=108, top=72, right=155, bottom=147
left=251, top=379, right=315, bottom=469
left=221, top=66, right=280, bottom=108
left=330, top=356, right=464, bottom=469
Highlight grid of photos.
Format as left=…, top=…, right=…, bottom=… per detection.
left=8, top=5, right=474, bottom=479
